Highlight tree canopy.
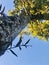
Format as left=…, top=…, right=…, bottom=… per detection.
left=9, top=0, right=49, bottom=41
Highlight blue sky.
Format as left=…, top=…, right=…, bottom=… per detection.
left=0, top=0, right=49, bottom=65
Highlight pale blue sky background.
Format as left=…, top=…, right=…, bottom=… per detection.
left=0, top=0, right=49, bottom=65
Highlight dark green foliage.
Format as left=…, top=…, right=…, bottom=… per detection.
left=10, top=49, right=18, bottom=57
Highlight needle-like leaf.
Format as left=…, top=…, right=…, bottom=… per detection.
left=15, top=36, right=22, bottom=47
left=10, top=49, right=18, bottom=57
left=19, top=46, right=21, bottom=50
left=25, top=39, right=30, bottom=45
left=21, top=39, right=30, bottom=48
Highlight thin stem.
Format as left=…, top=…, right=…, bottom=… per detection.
left=7, top=45, right=32, bottom=50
